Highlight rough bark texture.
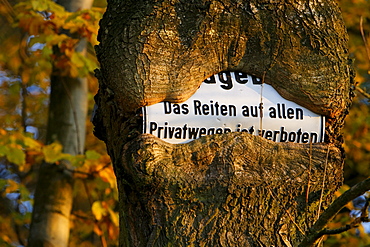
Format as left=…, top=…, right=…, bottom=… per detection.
left=95, top=0, right=352, bottom=118
left=118, top=134, right=343, bottom=246
left=94, top=0, right=354, bottom=246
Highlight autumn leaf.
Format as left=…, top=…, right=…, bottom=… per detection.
left=107, top=207, right=119, bottom=227
left=23, top=136, right=41, bottom=150
left=42, top=142, right=70, bottom=163
left=6, top=146, right=26, bottom=166
left=98, top=167, right=116, bottom=189
left=85, top=150, right=101, bottom=160
left=92, top=201, right=107, bottom=221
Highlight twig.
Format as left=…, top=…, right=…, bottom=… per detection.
left=360, top=16, right=370, bottom=63
left=357, top=86, right=370, bottom=101
left=298, top=177, right=370, bottom=247
left=261, top=166, right=305, bottom=235
left=306, top=213, right=370, bottom=242
left=316, top=147, right=330, bottom=220
left=258, top=72, right=265, bottom=135
left=71, top=211, right=93, bottom=221
left=306, top=139, right=313, bottom=204
left=0, top=0, right=16, bottom=23
left=358, top=16, right=370, bottom=102
left=305, top=139, right=313, bottom=228
left=267, top=188, right=306, bottom=235
left=257, top=72, right=266, bottom=166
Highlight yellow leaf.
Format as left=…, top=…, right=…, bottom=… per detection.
left=24, top=136, right=41, bottom=150
left=99, top=167, right=117, bottom=189
left=69, top=63, right=79, bottom=78
left=71, top=52, right=85, bottom=68
left=107, top=207, right=119, bottom=227
left=31, top=0, right=48, bottom=11
left=5, top=179, right=19, bottom=194
left=91, top=201, right=106, bottom=221
left=47, top=34, right=69, bottom=46
left=42, top=142, right=69, bottom=163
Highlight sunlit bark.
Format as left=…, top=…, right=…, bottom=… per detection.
left=94, top=0, right=353, bottom=246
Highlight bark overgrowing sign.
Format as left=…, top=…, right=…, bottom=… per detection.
left=143, top=72, right=325, bottom=144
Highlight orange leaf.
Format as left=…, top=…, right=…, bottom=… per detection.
left=93, top=224, right=103, bottom=236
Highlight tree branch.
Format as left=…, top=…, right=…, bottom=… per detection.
left=298, top=177, right=370, bottom=247
left=360, top=16, right=370, bottom=63
left=357, top=86, right=370, bottom=101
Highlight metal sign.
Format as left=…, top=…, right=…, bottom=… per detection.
left=143, top=72, right=325, bottom=144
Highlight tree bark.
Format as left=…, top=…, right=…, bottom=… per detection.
left=94, top=0, right=354, bottom=246
left=28, top=1, right=93, bottom=246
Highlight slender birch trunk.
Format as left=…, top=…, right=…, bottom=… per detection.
left=28, top=0, right=93, bottom=246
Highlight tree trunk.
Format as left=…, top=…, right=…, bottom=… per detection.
left=28, top=1, right=93, bottom=246
left=93, top=0, right=354, bottom=246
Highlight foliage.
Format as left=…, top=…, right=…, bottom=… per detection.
left=339, top=0, right=370, bottom=186
left=0, top=0, right=118, bottom=246
left=0, top=128, right=118, bottom=246
left=322, top=0, right=370, bottom=246
left=1, top=0, right=102, bottom=79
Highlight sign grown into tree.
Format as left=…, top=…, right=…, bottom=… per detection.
left=93, top=0, right=354, bottom=246
left=144, top=71, right=325, bottom=144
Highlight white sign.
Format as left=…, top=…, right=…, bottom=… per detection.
left=143, top=72, right=325, bottom=144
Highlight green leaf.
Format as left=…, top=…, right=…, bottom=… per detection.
left=84, top=56, right=98, bottom=72
left=8, top=83, right=20, bottom=95
left=42, top=142, right=69, bottom=163
left=85, top=150, right=100, bottom=160
left=0, top=179, right=8, bottom=191
left=30, top=0, right=65, bottom=13
left=68, top=154, right=85, bottom=168
left=0, top=146, right=8, bottom=156
left=7, top=147, right=25, bottom=166
left=18, top=184, right=30, bottom=200
left=42, top=46, right=53, bottom=58
left=31, top=0, right=48, bottom=11
left=23, top=136, right=41, bottom=149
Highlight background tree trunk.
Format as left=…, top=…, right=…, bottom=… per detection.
left=28, top=0, right=93, bottom=246
left=94, top=0, right=354, bottom=246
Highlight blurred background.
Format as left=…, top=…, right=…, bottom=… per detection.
left=0, top=0, right=369, bottom=246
